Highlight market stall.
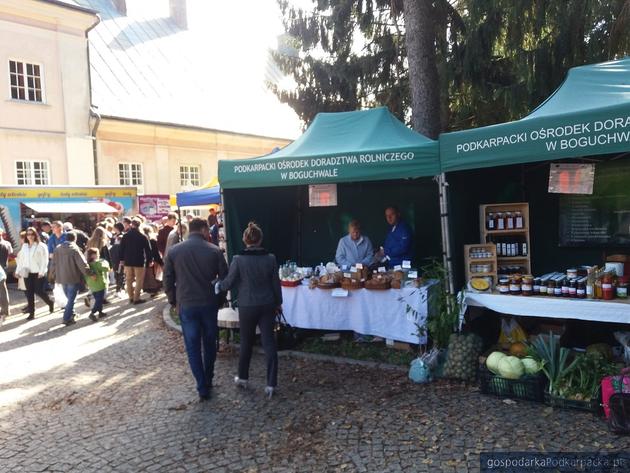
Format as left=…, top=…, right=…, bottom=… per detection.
left=438, top=58, right=630, bottom=313
left=218, top=107, right=443, bottom=341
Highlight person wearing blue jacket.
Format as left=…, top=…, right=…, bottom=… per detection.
left=379, top=206, right=413, bottom=267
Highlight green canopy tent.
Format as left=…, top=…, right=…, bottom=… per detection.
left=440, top=57, right=630, bottom=172
left=439, top=57, right=630, bottom=288
left=218, top=107, right=444, bottom=268
left=220, top=107, right=440, bottom=188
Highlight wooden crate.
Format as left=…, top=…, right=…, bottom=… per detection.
left=464, top=243, right=497, bottom=286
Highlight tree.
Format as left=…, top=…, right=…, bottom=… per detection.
left=271, top=0, right=630, bottom=130
left=401, top=0, right=440, bottom=138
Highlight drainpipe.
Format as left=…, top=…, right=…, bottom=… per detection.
left=86, top=14, right=101, bottom=184
left=90, top=106, right=101, bottom=184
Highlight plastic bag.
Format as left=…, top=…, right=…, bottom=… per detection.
left=614, top=331, right=630, bottom=364
left=498, top=318, right=528, bottom=347
left=409, top=358, right=432, bottom=383
left=53, top=283, right=67, bottom=309
left=17, top=277, right=26, bottom=291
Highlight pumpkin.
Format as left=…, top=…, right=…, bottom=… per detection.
left=509, top=342, right=528, bottom=358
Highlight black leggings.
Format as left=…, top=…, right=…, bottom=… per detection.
left=238, top=304, right=278, bottom=387
left=25, top=273, right=53, bottom=316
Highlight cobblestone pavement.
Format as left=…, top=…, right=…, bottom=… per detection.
left=0, top=286, right=627, bottom=473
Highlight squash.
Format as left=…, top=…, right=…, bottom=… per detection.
left=509, top=342, right=528, bottom=358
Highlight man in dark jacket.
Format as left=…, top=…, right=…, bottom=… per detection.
left=52, top=232, right=89, bottom=326
left=119, top=218, right=152, bottom=304
left=157, top=212, right=177, bottom=257
left=163, top=218, right=228, bottom=401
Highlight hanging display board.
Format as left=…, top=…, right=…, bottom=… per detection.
left=559, top=161, right=630, bottom=246
left=548, top=163, right=595, bottom=194
left=308, top=184, right=338, bottom=207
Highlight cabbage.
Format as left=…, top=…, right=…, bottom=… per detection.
left=486, top=351, right=507, bottom=375
left=498, top=356, right=524, bottom=379
left=521, top=357, right=542, bottom=375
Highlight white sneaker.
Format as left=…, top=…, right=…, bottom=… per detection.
left=265, top=386, right=275, bottom=399
left=233, top=376, right=248, bottom=388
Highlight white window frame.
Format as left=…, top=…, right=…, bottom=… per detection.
left=8, top=58, right=46, bottom=104
left=116, top=161, right=144, bottom=188
left=179, top=164, right=201, bottom=188
left=15, top=160, right=50, bottom=185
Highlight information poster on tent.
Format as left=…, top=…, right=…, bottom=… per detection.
left=139, top=195, right=171, bottom=221
left=548, top=163, right=595, bottom=194
left=309, top=184, right=337, bottom=207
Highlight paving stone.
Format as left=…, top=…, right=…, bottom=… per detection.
left=0, top=288, right=624, bottom=472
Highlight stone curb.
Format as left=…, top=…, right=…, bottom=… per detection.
left=161, top=304, right=408, bottom=373
left=162, top=303, right=182, bottom=333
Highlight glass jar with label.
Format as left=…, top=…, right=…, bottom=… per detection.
left=561, top=279, right=570, bottom=297
left=533, top=277, right=541, bottom=295
left=495, top=213, right=505, bottom=230
left=515, top=211, right=524, bottom=229
left=617, top=276, right=628, bottom=299
left=602, top=273, right=615, bottom=300
left=510, top=276, right=522, bottom=295
left=547, top=280, right=556, bottom=296
left=554, top=280, right=563, bottom=297
left=498, top=277, right=510, bottom=295
left=521, top=275, right=533, bottom=296
left=487, top=213, right=495, bottom=230
left=577, top=280, right=586, bottom=299
left=506, top=212, right=514, bottom=230
left=569, top=279, right=577, bottom=298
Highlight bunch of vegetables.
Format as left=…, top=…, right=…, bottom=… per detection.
left=529, top=333, right=617, bottom=401
left=486, top=351, right=542, bottom=379
left=442, top=333, right=483, bottom=381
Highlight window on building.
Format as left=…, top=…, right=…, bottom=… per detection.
left=16, top=161, right=49, bottom=185
left=9, top=60, right=43, bottom=102
left=179, top=165, right=201, bottom=187
left=118, top=163, right=143, bottom=186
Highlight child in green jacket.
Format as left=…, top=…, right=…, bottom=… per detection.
left=86, top=247, right=110, bottom=321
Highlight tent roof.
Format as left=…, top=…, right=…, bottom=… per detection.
left=176, top=185, right=221, bottom=207
left=219, top=107, right=440, bottom=189
left=440, top=57, right=630, bottom=172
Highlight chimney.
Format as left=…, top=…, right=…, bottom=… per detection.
left=112, top=0, right=127, bottom=15
left=169, top=0, right=188, bottom=29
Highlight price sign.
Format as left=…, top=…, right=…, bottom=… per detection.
left=402, top=260, right=412, bottom=269
left=378, top=266, right=387, bottom=273
left=394, top=265, right=402, bottom=271
left=408, top=271, right=418, bottom=279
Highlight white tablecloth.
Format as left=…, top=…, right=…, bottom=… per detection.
left=281, top=284, right=435, bottom=344
left=465, top=292, right=630, bottom=324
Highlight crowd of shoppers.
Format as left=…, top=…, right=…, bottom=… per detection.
left=1, top=210, right=283, bottom=406
left=0, top=210, right=204, bottom=326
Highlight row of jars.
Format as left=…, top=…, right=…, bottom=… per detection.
left=486, top=211, right=525, bottom=231
left=498, top=274, right=629, bottom=299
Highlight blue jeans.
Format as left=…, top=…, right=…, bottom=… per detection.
left=91, top=289, right=105, bottom=314
left=179, top=304, right=219, bottom=397
left=62, top=283, right=80, bottom=323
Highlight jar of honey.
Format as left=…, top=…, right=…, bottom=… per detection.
left=521, top=275, right=533, bottom=296
left=510, top=276, right=522, bottom=295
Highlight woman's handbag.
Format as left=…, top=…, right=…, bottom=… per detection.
left=274, top=310, right=297, bottom=351
left=143, top=265, right=162, bottom=294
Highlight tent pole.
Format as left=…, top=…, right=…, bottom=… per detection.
left=177, top=206, right=182, bottom=241
left=437, top=173, right=455, bottom=294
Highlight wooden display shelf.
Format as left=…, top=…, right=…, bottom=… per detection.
left=485, top=228, right=529, bottom=235
left=464, top=243, right=498, bottom=286
left=480, top=202, right=531, bottom=275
